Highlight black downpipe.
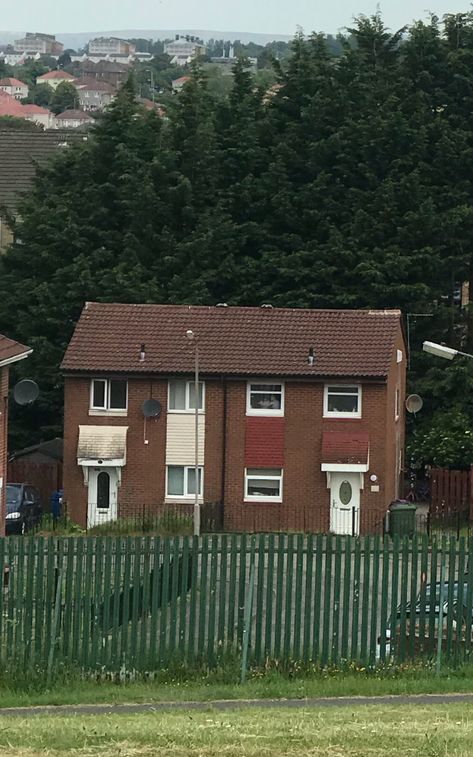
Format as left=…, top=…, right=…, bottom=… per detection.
left=220, top=376, right=228, bottom=526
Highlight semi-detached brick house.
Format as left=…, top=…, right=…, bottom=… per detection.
left=61, top=303, right=406, bottom=534
left=0, top=335, right=32, bottom=534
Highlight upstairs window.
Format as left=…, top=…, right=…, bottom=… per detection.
left=324, top=385, right=361, bottom=418
left=90, top=378, right=127, bottom=412
left=168, top=380, right=205, bottom=412
left=246, top=382, right=284, bottom=416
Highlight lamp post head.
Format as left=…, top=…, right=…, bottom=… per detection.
left=422, top=341, right=457, bottom=360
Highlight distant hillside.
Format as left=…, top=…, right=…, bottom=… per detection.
left=0, top=29, right=293, bottom=49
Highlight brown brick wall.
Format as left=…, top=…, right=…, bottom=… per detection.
left=63, top=323, right=406, bottom=533
left=0, top=366, right=9, bottom=535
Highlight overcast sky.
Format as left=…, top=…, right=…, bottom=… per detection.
left=2, top=0, right=472, bottom=36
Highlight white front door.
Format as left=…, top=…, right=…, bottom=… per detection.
left=87, top=467, right=118, bottom=528
left=330, top=473, right=361, bottom=535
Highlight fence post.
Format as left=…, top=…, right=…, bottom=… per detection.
left=436, top=548, right=446, bottom=676
left=241, top=540, right=256, bottom=684
left=352, top=507, right=356, bottom=537
left=46, top=568, right=63, bottom=687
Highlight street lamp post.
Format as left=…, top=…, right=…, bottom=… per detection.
left=423, top=341, right=473, bottom=361
left=186, top=329, right=200, bottom=537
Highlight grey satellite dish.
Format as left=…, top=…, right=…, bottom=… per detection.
left=142, top=399, right=162, bottom=418
left=13, top=379, right=39, bottom=406
left=406, top=394, right=423, bottom=414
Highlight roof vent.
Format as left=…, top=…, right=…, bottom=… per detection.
left=139, top=343, right=146, bottom=362
left=261, top=303, right=273, bottom=309
left=308, top=347, right=315, bottom=366
left=216, top=303, right=228, bottom=307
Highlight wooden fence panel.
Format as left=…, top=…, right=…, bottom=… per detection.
left=431, top=468, right=471, bottom=512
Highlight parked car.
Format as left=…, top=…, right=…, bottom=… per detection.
left=5, top=484, right=43, bottom=535
left=378, top=578, right=472, bottom=658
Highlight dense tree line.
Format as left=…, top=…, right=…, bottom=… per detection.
left=2, top=12, right=473, bottom=467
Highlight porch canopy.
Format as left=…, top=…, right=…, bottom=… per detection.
left=321, top=430, right=370, bottom=473
left=77, top=425, right=128, bottom=467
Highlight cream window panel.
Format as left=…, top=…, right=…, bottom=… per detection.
left=165, top=413, right=205, bottom=465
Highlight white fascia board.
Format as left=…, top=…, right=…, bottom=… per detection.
left=0, top=349, right=32, bottom=369
left=78, top=458, right=126, bottom=467
left=321, top=462, right=369, bottom=473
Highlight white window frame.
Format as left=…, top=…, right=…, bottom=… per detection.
left=246, top=380, right=285, bottom=417
left=90, top=378, right=128, bottom=414
left=165, top=465, right=204, bottom=500
left=323, top=384, right=362, bottom=419
left=167, top=379, right=205, bottom=413
left=244, top=468, right=283, bottom=503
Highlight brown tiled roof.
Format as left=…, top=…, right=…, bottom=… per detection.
left=37, top=70, right=75, bottom=81
left=62, top=303, right=402, bottom=378
left=0, top=130, right=87, bottom=211
left=322, top=431, right=370, bottom=464
left=0, top=334, right=31, bottom=366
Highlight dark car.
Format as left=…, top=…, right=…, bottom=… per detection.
left=5, top=484, right=43, bottom=535
left=378, top=579, right=472, bottom=657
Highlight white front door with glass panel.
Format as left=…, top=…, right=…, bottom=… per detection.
left=87, top=467, right=118, bottom=527
left=330, top=473, right=360, bottom=535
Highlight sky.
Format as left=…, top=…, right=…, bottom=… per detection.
left=2, top=0, right=472, bottom=36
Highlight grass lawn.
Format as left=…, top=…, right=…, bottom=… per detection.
left=0, top=704, right=472, bottom=755
left=2, top=663, right=473, bottom=708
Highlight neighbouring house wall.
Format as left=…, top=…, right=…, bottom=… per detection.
left=64, top=369, right=405, bottom=533
left=0, top=366, right=9, bottom=535
left=222, top=379, right=390, bottom=532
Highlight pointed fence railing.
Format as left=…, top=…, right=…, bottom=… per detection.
left=1, top=533, right=472, bottom=676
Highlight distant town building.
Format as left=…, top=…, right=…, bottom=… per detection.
left=21, top=103, right=56, bottom=129
left=81, top=59, right=130, bottom=88
left=164, top=36, right=206, bottom=66
left=55, top=110, right=94, bottom=129
left=73, top=77, right=115, bottom=111
left=0, top=77, right=29, bottom=100
left=88, top=37, right=136, bottom=56
left=14, top=33, right=63, bottom=55
left=210, top=48, right=258, bottom=76
left=171, top=75, right=191, bottom=93
left=0, top=90, right=54, bottom=128
left=36, top=70, right=76, bottom=90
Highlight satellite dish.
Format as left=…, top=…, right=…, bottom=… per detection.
left=13, top=379, right=39, bottom=406
left=142, top=399, right=162, bottom=418
left=406, top=394, right=423, bottom=414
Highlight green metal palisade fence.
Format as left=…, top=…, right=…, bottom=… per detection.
left=1, top=533, right=473, bottom=675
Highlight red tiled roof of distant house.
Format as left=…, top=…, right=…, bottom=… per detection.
left=0, top=78, right=27, bottom=87
left=0, top=90, right=26, bottom=117
left=37, top=70, right=76, bottom=81
left=172, top=76, right=191, bottom=86
left=62, top=303, right=402, bottom=378
left=20, top=104, right=51, bottom=115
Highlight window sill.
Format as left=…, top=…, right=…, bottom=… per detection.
left=164, top=497, right=203, bottom=505
left=246, top=410, right=284, bottom=417
left=167, top=409, right=205, bottom=415
left=323, top=414, right=362, bottom=420
left=89, top=409, right=128, bottom=417
left=244, top=498, right=283, bottom=504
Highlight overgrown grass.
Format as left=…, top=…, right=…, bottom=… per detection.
left=1, top=704, right=473, bottom=755
left=87, top=511, right=193, bottom=537
left=2, top=658, right=473, bottom=708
